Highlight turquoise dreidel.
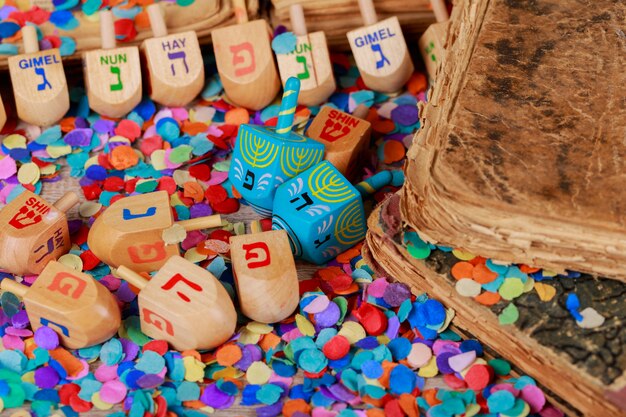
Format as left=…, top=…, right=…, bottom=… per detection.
left=228, top=77, right=325, bottom=215
left=272, top=162, right=394, bottom=264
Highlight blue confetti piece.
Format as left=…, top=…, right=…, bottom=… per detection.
left=59, top=37, right=77, bottom=56
left=0, top=44, right=19, bottom=55
left=271, top=32, right=297, bottom=54
left=0, top=21, right=20, bottom=38
left=487, top=390, right=516, bottom=413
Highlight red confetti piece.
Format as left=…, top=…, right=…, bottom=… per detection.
left=465, top=364, right=493, bottom=390
left=205, top=185, right=227, bottom=205
left=143, top=340, right=169, bottom=356
left=81, top=183, right=102, bottom=201
left=59, top=383, right=80, bottom=405
left=158, top=177, right=177, bottom=195
left=211, top=198, right=239, bottom=214
left=189, top=164, right=211, bottom=181
left=80, top=250, right=100, bottom=271
left=114, top=19, right=137, bottom=42
left=115, top=120, right=142, bottom=142
left=103, top=176, right=125, bottom=192
left=140, top=136, right=164, bottom=156
left=355, top=303, right=388, bottom=336
left=322, top=335, right=350, bottom=360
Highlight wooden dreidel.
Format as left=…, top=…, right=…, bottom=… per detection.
left=347, top=0, right=414, bottom=93
left=87, top=191, right=221, bottom=273
left=212, top=0, right=280, bottom=110
left=83, top=10, right=142, bottom=118
left=419, top=0, right=449, bottom=80
left=275, top=4, right=336, bottom=106
left=0, top=261, right=121, bottom=349
left=306, top=106, right=372, bottom=179
left=142, top=4, right=204, bottom=106
left=0, top=94, right=6, bottom=131
left=116, top=256, right=237, bottom=350
left=272, top=162, right=393, bottom=264
left=8, top=25, right=69, bottom=127
left=230, top=230, right=299, bottom=323
left=228, top=77, right=324, bottom=215
left=0, top=191, right=79, bottom=276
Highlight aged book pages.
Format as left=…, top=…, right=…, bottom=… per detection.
left=402, top=0, right=626, bottom=281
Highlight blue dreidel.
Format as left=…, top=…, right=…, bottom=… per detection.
left=228, top=77, right=325, bottom=215
left=272, top=161, right=394, bottom=264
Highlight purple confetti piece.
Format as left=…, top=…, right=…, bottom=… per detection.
left=314, top=302, right=341, bottom=328
left=34, top=326, right=60, bottom=350
left=11, top=310, right=30, bottom=329
left=256, top=401, right=283, bottom=417
left=120, top=338, right=140, bottom=362
left=189, top=203, right=213, bottom=218
left=201, top=383, right=235, bottom=409
left=64, top=129, right=93, bottom=147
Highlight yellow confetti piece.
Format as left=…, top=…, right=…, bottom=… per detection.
left=47, top=145, right=72, bottom=158
left=295, top=314, right=316, bottom=337
left=40, top=164, right=57, bottom=176
left=162, top=224, right=187, bottom=244
left=439, top=308, right=455, bottom=333
left=338, top=321, right=366, bottom=344
left=238, top=328, right=262, bottom=345
left=542, top=270, right=557, bottom=277
left=183, top=356, right=205, bottom=382
left=246, top=322, right=274, bottom=335
left=109, top=135, right=131, bottom=145
left=534, top=282, right=556, bottom=301
left=246, top=361, right=272, bottom=385
left=522, top=277, right=535, bottom=293
left=173, top=169, right=196, bottom=186
left=170, top=193, right=185, bottom=207
left=91, top=392, right=114, bottom=410
left=465, top=403, right=482, bottom=417
left=3, top=134, right=26, bottom=149
left=10, top=410, right=30, bottom=417
left=78, top=202, right=102, bottom=218
left=212, top=366, right=243, bottom=380
left=17, top=162, right=40, bottom=185
left=417, top=356, right=439, bottom=377
left=452, top=249, right=475, bottom=261
left=362, top=376, right=385, bottom=388
left=84, top=155, right=100, bottom=169
left=184, top=248, right=208, bottom=263
left=502, top=401, right=530, bottom=417
left=58, top=254, right=83, bottom=272
left=151, top=150, right=167, bottom=171
left=21, top=371, right=35, bottom=384
left=376, top=334, right=390, bottom=345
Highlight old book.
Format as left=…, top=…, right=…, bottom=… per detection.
left=365, top=194, right=626, bottom=417
left=402, top=0, right=626, bottom=280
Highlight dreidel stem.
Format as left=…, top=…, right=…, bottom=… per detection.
left=356, top=170, right=393, bottom=197
left=233, top=0, right=249, bottom=24
left=176, top=214, right=223, bottom=231
left=100, top=10, right=117, bottom=50
left=147, top=4, right=168, bottom=38
left=276, top=77, right=301, bottom=136
left=289, top=4, right=308, bottom=36
left=116, top=266, right=149, bottom=291
left=22, top=25, right=40, bottom=54
left=430, top=0, right=449, bottom=23
left=53, top=192, right=80, bottom=213
left=1, top=279, right=28, bottom=298
left=358, top=0, right=378, bottom=26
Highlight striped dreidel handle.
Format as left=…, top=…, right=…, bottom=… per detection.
left=275, top=77, right=301, bottom=136
left=356, top=170, right=393, bottom=197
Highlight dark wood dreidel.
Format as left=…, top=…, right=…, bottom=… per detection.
left=0, top=191, right=79, bottom=276
left=230, top=229, right=299, bottom=323
left=142, top=4, right=204, bottom=106
left=0, top=261, right=121, bottom=349
left=346, top=0, right=414, bottom=93
left=8, top=25, right=69, bottom=126
left=212, top=0, right=281, bottom=110
left=275, top=4, right=336, bottom=106
left=87, top=191, right=222, bottom=273
left=228, top=77, right=324, bottom=215
left=116, top=256, right=237, bottom=351
left=419, top=0, right=450, bottom=81
left=83, top=10, right=143, bottom=118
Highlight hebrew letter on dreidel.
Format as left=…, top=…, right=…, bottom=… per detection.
left=40, top=318, right=70, bottom=336
left=314, top=234, right=331, bottom=248
left=34, top=237, right=55, bottom=264
left=9, top=206, right=43, bottom=230
left=35, top=67, right=52, bottom=91
left=320, top=120, right=351, bottom=142
left=290, top=192, right=314, bottom=211
left=109, top=66, right=123, bottom=91
left=296, top=55, right=310, bottom=80
left=229, top=42, right=256, bottom=77
left=243, top=170, right=255, bottom=190
left=123, top=207, right=157, bottom=220
left=160, top=273, right=202, bottom=302
left=127, top=241, right=168, bottom=264
left=143, top=308, right=174, bottom=336
left=242, top=242, right=271, bottom=269
left=370, top=43, right=390, bottom=69
left=47, top=272, right=87, bottom=299
left=168, top=51, right=189, bottom=76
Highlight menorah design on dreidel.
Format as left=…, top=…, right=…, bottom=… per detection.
left=272, top=162, right=393, bottom=264
left=115, top=256, right=237, bottom=351
left=0, top=261, right=121, bottom=349
left=229, top=77, right=325, bottom=216
left=87, top=191, right=222, bottom=272
left=0, top=190, right=79, bottom=276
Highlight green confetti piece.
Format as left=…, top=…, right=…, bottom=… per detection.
left=0, top=291, right=21, bottom=318
left=135, top=180, right=159, bottom=193
left=498, top=278, right=525, bottom=300
left=169, top=145, right=193, bottom=164
left=488, top=358, right=512, bottom=376
left=213, top=160, right=230, bottom=172
left=498, top=303, right=519, bottom=325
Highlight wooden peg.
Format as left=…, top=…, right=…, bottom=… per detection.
left=8, top=25, right=69, bottom=127
left=275, top=4, right=336, bottom=106
left=0, top=93, right=6, bottom=132
left=0, top=261, right=121, bottom=349
left=230, top=230, right=299, bottom=323
left=211, top=0, right=280, bottom=110
left=87, top=191, right=221, bottom=273
left=83, top=10, right=142, bottom=118
left=0, top=190, right=79, bottom=276
left=346, top=0, right=414, bottom=93
left=141, top=4, right=204, bottom=106
left=306, top=106, right=372, bottom=178
left=419, top=0, right=449, bottom=81
left=116, top=256, right=236, bottom=350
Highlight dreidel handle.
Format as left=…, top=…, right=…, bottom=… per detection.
left=356, top=170, right=393, bottom=197
left=1, top=279, right=28, bottom=298
left=53, top=191, right=80, bottom=213
left=358, top=0, right=378, bottom=26
left=22, top=25, right=40, bottom=54
left=100, top=10, right=117, bottom=50
left=233, top=0, right=249, bottom=24
left=276, top=77, right=301, bottom=136
left=430, top=0, right=449, bottom=23
left=289, top=4, right=308, bottom=36
left=147, top=4, right=168, bottom=38
left=116, top=266, right=149, bottom=291
left=176, top=214, right=223, bottom=231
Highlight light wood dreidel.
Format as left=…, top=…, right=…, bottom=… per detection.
left=228, top=77, right=324, bottom=215
left=347, top=0, right=414, bottom=93
left=230, top=230, right=299, bottom=323
left=87, top=191, right=222, bottom=273
left=419, top=0, right=449, bottom=80
left=8, top=25, right=69, bottom=127
left=275, top=4, right=336, bottom=106
left=0, top=261, right=121, bottom=349
left=0, top=94, right=6, bottom=131
left=83, top=10, right=142, bottom=118
left=306, top=106, right=372, bottom=178
left=212, top=0, right=280, bottom=110
left=116, top=256, right=237, bottom=351
left=0, top=191, right=79, bottom=276
left=142, top=4, right=204, bottom=106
